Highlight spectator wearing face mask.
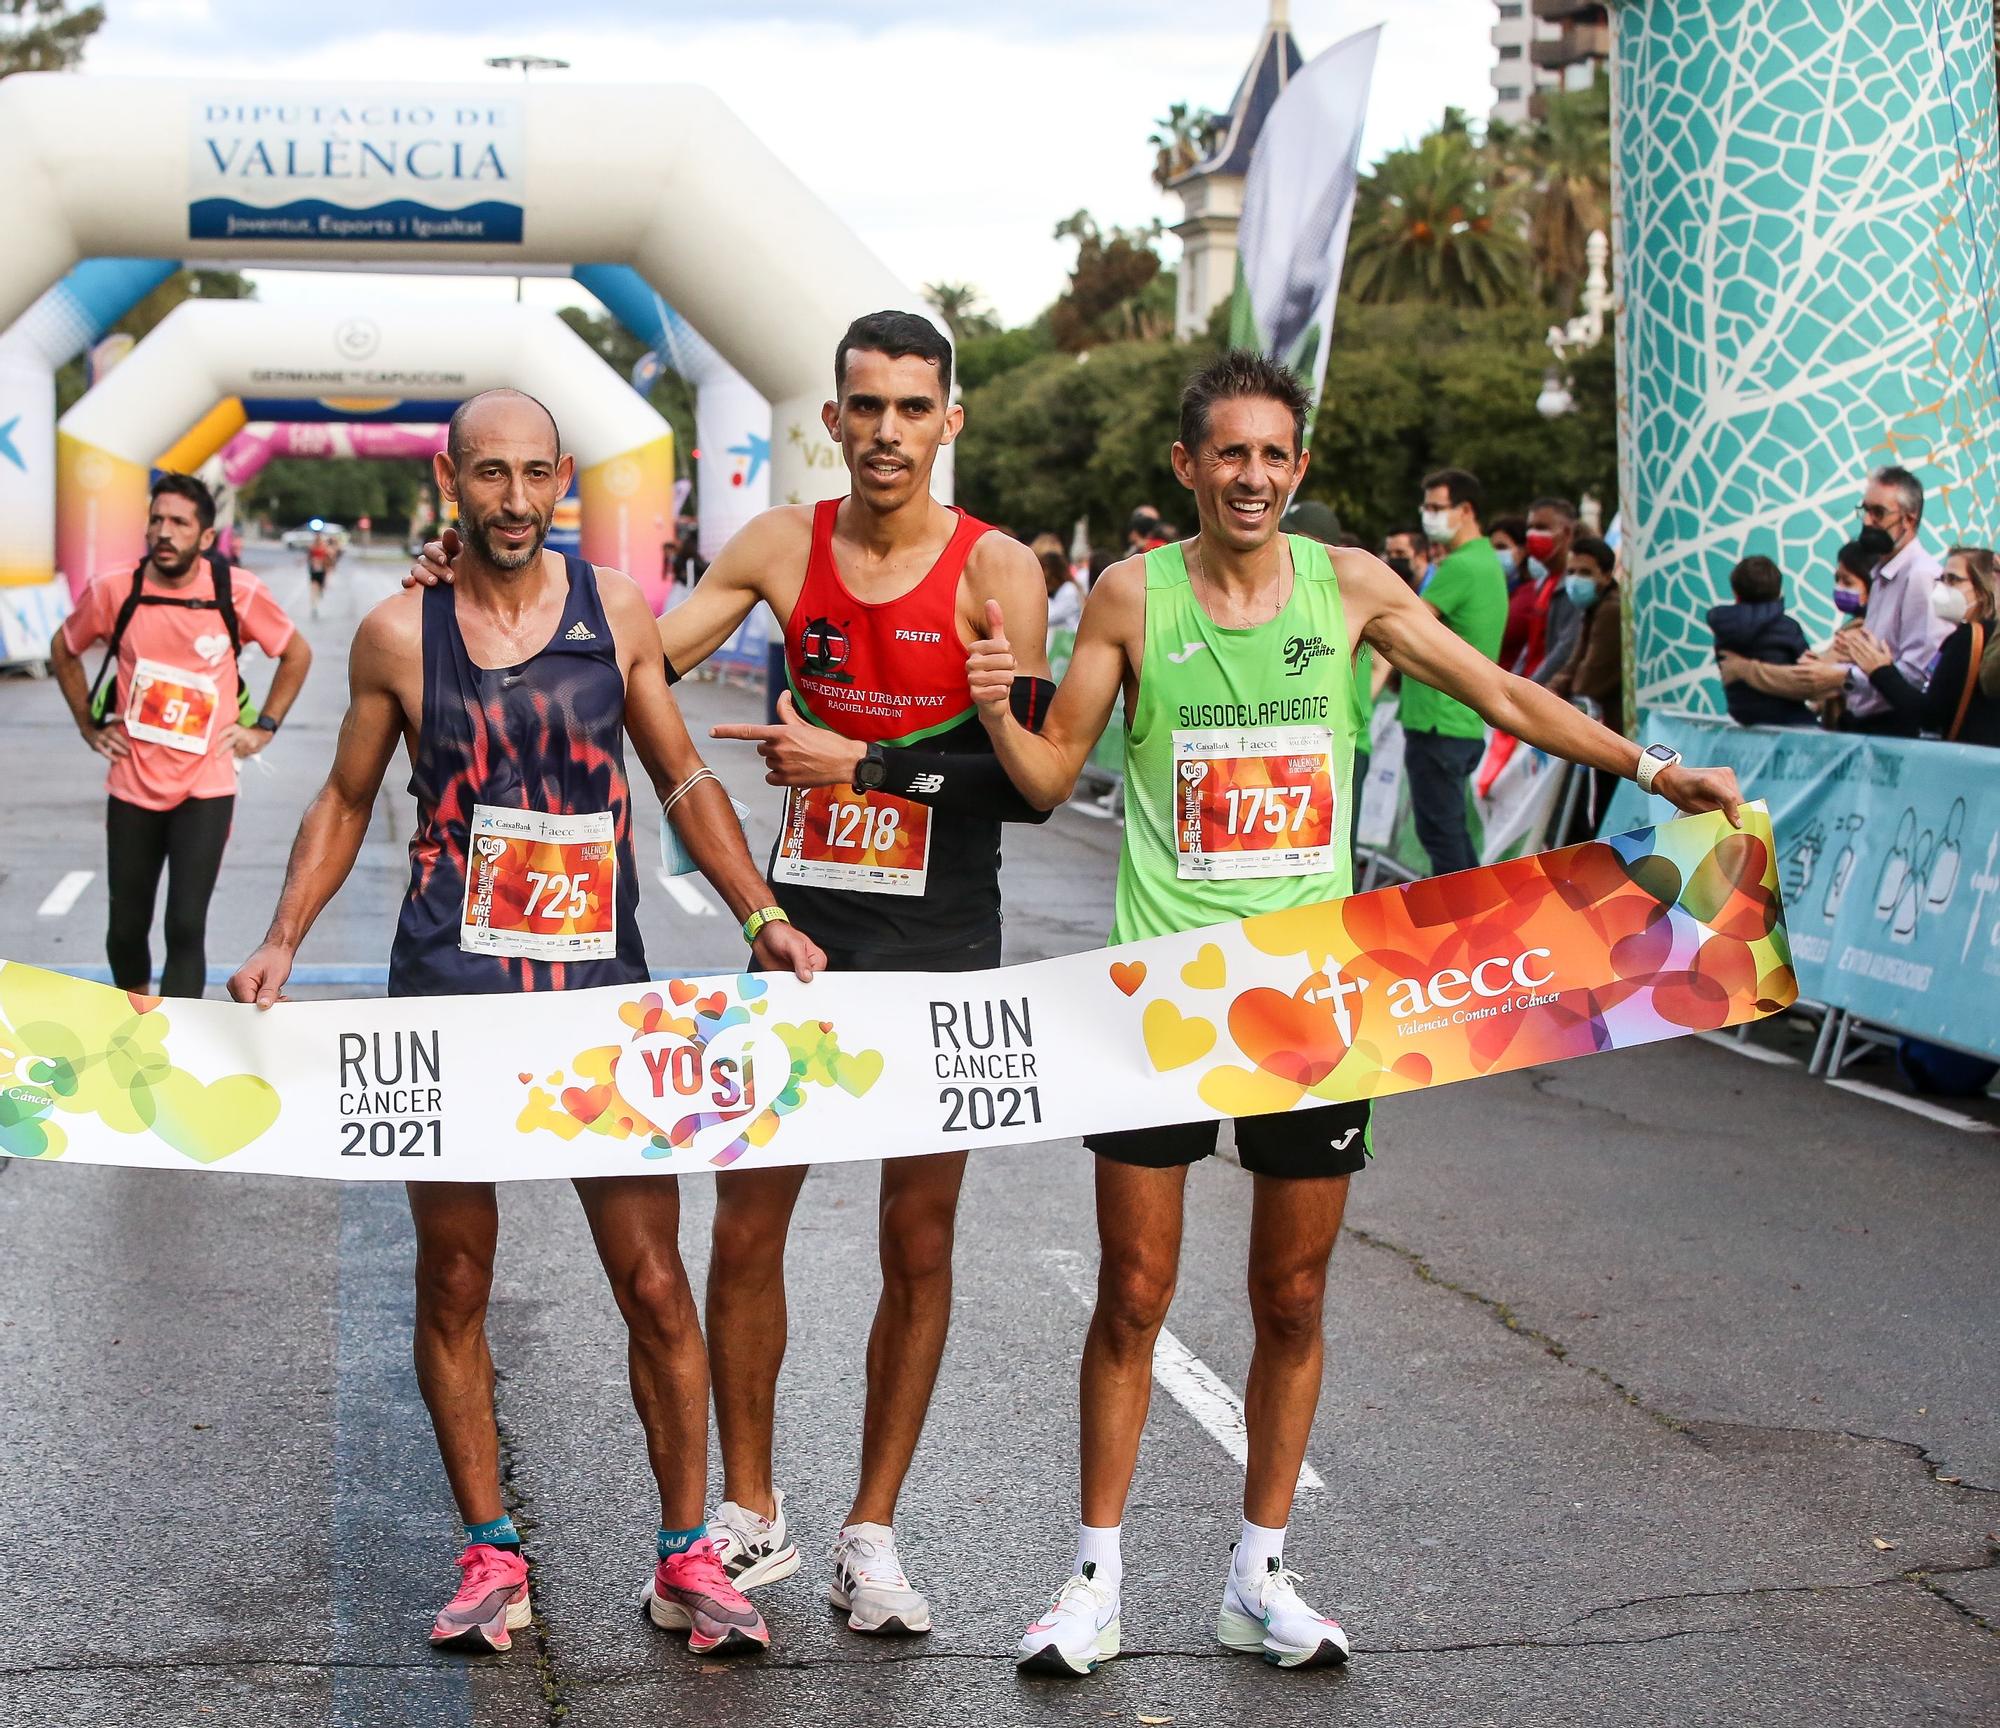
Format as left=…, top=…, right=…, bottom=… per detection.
left=1546, top=536, right=1623, bottom=837
left=1522, top=496, right=1582, bottom=685
left=1707, top=554, right=1816, bottom=728
left=1381, top=527, right=1428, bottom=591
left=1720, top=540, right=1895, bottom=731
left=1842, top=545, right=2000, bottom=745
left=1398, top=467, right=1508, bottom=877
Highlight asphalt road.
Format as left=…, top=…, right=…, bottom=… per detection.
left=0, top=549, right=1994, bottom=1728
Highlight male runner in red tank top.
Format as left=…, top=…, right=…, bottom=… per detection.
left=418, top=313, right=1054, bottom=1631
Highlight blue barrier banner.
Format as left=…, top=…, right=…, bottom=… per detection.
left=1603, top=714, right=2000, bottom=1057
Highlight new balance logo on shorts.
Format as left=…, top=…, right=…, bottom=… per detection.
left=909, top=773, right=944, bottom=794
left=565, top=622, right=596, bottom=641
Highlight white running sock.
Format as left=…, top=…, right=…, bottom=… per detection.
left=1074, top=1523, right=1122, bottom=1589
left=1234, top=1518, right=1286, bottom=1582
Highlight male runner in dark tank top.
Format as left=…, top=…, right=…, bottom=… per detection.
left=232, top=390, right=823, bottom=1662
left=416, top=313, right=1057, bottom=1632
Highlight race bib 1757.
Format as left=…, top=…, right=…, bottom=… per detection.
left=1172, top=725, right=1339, bottom=880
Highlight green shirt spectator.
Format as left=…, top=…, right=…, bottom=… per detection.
left=1399, top=535, right=1507, bottom=739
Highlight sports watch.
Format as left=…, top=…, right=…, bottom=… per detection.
left=742, top=906, right=791, bottom=945
left=1634, top=743, right=1682, bottom=795
left=852, top=741, right=889, bottom=793
left=254, top=714, right=282, bottom=735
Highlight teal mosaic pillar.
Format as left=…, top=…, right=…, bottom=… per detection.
left=1612, top=0, right=2000, bottom=715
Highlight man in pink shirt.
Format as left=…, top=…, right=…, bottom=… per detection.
left=49, top=473, right=313, bottom=996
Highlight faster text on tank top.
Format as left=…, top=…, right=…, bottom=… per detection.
left=773, top=498, right=1000, bottom=956
left=1112, top=536, right=1357, bottom=945
left=389, top=555, right=647, bottom=996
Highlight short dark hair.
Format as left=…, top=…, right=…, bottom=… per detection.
left=835, top=309, right=953, bottom=400
left=1729, top=554, right=1784, bottom=603
left=1489, top=513, right=1529, bottom=548
left=1423, top=467, right=1483, bottom=514
left=1384, top=525, right=1427, bottom=548
left=448, top=388, right=561, bottom=469
left=1570, top=535, right=1616, bottom=573
left=1528, top=495, right=1579, bottom=524
left=1178, top=349, right=1311, bottom=456
left=1871, top=464, right=1923, bottom=524
left=1836, top=538, right=1877, bottom=580
left=150, top=471, right=216, bottom=530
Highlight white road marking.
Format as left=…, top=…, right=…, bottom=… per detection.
left=1044, top=1248, right=1323, bottom=1491
left=656, top=871, right=720, bottom=917
left=1694, top=1030, right=1801, bottom=1067
left=37, top=871, right=93, bottom=917
left=1827, top=1078, right=1997, bottom=1134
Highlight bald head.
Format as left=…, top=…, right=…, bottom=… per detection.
left=439, top=388, right=570, bottom=575
left=447, top=388, right=561, bottom=470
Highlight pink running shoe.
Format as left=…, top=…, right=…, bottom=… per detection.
left=642, top=1536, right=772, bottom=1654
left=430, top=1544, right=531, bottom=1653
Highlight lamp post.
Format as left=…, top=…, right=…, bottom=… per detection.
left=485, top=54, right=570, bottom=301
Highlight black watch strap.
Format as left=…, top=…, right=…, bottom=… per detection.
left=254, top=714, right=281, bottom=734
left=854, top=741, right=888, bottom=791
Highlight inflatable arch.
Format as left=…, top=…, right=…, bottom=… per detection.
left=0, top=76, right=939, bottom=617
left=59, top=301, right=677, bottom=607
left=200, top=421, right=450, bottom=554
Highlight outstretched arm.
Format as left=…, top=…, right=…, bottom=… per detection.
left=603, top=575, right=825, bottom=982
left=228, top=605, right=407, bottom=1006
left=969, top=560, right=1143, bottom=810
left=1343, top=549, right=1744, bottom=822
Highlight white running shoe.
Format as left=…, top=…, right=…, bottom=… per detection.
left=706, top=1489, right=801, bottom=1593
left=828, top=1522, right=931, bottom=1634
left=1217, top=1555, right=1350, bottom=1668
left=1015, top=1565, right=1121, bottom=1675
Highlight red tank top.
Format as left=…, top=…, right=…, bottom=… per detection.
left=784, top=499, right=989, bottom=745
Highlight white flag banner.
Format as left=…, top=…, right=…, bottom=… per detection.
left=1231, top=23, right=1381, bottom=418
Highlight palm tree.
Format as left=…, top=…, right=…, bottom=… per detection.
left=1345, top=131, right=1530, bottom=310
left=924, top=281, right=998, bottom=341
left=1525, top=86, right=1612, bottom=306
left=1148, top=101, right=1222, bottom=188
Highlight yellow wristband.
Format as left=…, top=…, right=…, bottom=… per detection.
left=742, top=906, right=791, bottom=945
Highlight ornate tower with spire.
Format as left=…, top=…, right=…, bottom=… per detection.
left=1166, top=0, right=1304, bottom=341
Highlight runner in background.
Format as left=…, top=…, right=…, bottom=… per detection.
left=410, top=310, right=1054, bottom=1637
left=967, top=351, right=1743, bottom=1677
left=49, top=472, right=312, bottom=998
left=236, top=389, right=823, bottom=1662
left=306, top=528, right=338, bottom=620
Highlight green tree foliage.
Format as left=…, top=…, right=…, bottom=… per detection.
left=0, top=0, right=103, bottom=75
left=1049, top=211, right=1177, bottom=352
left=1523, top=84, right=1612, bottom=308
left=924, top=281, right=999, bottom=342
left=56, top=269, right=256, bottom=415
left=1148, top=101, right=1224, bottom=188
left=243, top=456, right=429, bottom=537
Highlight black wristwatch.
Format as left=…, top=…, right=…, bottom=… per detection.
left=254, top=714, right=282, bottom=736
left=853, top=741, right=888, bottom=792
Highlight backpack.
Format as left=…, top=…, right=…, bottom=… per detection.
left=88, top=550, right=260, bottom=729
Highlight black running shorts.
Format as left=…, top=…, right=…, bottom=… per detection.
left=1086, top=1099, right=1372, bottom=1180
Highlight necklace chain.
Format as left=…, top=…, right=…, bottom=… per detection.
left=1189, top=537, right=1289, bottom=627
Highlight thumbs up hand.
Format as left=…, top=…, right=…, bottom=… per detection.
left=967, top=598, right=1016, bottom=724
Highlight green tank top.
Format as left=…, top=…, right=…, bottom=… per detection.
left=1112, top=536, right=1357, bottom=944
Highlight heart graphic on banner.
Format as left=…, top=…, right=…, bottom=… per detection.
left=149, top=1071, right=281, bottom=1164
left=1109, top=961, right=1147, bottom=997
left=1142, top=999, right=1215, bottom=1070
left=1199, top=1062, right=1308, bottom=1119
left=667, top=979, right=699, bottom=1006
left=1181, top=943, right=1226, bottom=990
left=1228, top=984, right=1349, bottom=1087
left=614, top=1023, right=791, bottom=1162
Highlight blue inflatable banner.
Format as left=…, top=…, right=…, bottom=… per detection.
left=1602, top=714, right=2000, bottom=1058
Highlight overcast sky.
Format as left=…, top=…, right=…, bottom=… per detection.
left=86, top=0, right=1495, bottom=326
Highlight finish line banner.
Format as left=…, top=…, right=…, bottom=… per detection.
left=0, top=809, right=1795, bottom=1181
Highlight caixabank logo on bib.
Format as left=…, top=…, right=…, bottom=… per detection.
left=516, top=974, right=883, bottom=1168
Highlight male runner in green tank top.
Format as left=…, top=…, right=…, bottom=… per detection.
left=969, top=352, right=1745, bottom=1676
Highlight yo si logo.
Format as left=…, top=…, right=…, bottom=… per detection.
left=799, top=617, right=852, bottom=677
left=475, top=836, right=508, bottom=859
left=614, top=1023, right=790, bottom=1163
left=334, top=318, right=380, bottom=361
left=1179, top=761, right=1208, bottom=784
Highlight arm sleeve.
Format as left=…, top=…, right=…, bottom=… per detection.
left=1914, top=627, right=1972, bottom=735
left=1866, top=661, right=1927, bottom=723
left=876, top=677, right=1058, bottom=825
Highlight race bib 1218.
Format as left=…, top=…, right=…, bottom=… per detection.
left=774, top=785, right=931, bottom=897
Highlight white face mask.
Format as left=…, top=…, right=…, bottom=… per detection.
left=1931, top=581, right=1969, bottom=624
left=1419, top=507, right=1453, bottom=543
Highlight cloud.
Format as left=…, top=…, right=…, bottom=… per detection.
left=81, top=1, right=1495, bottom=327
